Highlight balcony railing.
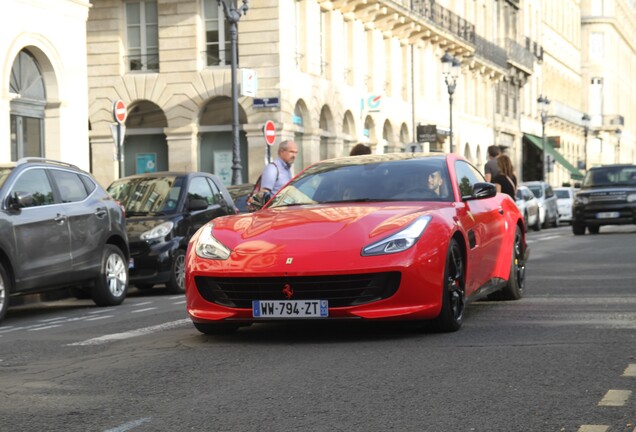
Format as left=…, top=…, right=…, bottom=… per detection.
left=411, top=0, right=475, bottom=44
left=473, top=34, right=507, bottom=69
left=506, top=38, right=534, bottom=71
left=125, top=52, right=159, bottom=72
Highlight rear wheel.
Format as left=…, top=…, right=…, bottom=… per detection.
left=92, top=245, right=128, bottom=307
left=166, top=249, right=186, bottom=294
left=532, top=213, right=541, bottom=231
left=491, top=226, right=525, bottom=300
left=431, top=239, right=465, bottom=332
left=0, top=262, right=10, bottom=324
left=572, top=223, right=585, bottom=235
left=588, top=225, right=600, bottom=234
left=193, top=322, right=239, bottom=335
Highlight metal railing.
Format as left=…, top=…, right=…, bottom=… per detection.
left=473, top=34, right=507, bottom=69
left=506, top=38, right=534, bottom=70
left=411, top=0, right=475, bottom=44
left=125, top=52, right=159, bottom=72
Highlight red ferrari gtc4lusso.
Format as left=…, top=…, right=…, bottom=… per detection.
left=185, top=153, right=528, bottom=334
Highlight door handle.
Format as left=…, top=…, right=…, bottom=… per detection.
left=54, top=214, right=67, bottom=224
left=95, top=208, right=108, bottom=219
left=498, top=207, right=504, bottom=215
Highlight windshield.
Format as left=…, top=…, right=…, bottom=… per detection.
left=108, top=175, right=183, bottom=215
left=269, top=157, right=452, bottom=208
left=0, top=168, right=13, bottom=189
left=555, top=190, right=571, bottom=199
left=527, top=185, right=543, bottom=199
left=583, top=166, right=636, bottom=188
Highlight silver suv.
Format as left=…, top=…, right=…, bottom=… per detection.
left=523, top=181, right=559, bottom=228
left=0, top=158, right=129, bottom=323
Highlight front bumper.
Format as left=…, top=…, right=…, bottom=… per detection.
left=573, top=203, right=636, bottom=226
left=129, top=238, right=181, bottom=285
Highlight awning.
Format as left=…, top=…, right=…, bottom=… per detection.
left=524, top=133, right=584, bottom=180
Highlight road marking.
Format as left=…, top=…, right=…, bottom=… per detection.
left=172, top=300, right=186, bottom=305
left=134, top=301, right=153, bottom=306
left=623, top=364, right=636, bottom=377
left=104, top=417, right=151, bottom=432
left=131, top=307, right=157, bottom=313
left=598, top=389, right=632, bottom=406
left=578, top=426, right=608, bottom=432
left=28, top=324, right=63, bottom=331
left=67, top=319, right=190, bottom=346
left=86, top=315, right=114, bottom=321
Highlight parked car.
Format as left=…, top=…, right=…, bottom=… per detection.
left=107, top=172, right=237, bottom=293
left=185, top=153, right=528, bottom=334
left=515, top=185, right=541, bottom=231
left=555, top=187, right=577, bottom=224
left=523, top=181, right=559, bottom=228
left=226, top=183, right=255, bottom=214
left=0, top=158, right=129, bottom=323
left=572, top=164, right=636, bottom=235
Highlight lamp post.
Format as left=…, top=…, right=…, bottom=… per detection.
left=615, top=128, right=622, bottom=163
left=582, top=113, right=590, bottom=171
left=441, top=52, right=461, bottom=154
left=537, top=95, right=550, bottom=181
left=218, top=0, right=249, bottom=185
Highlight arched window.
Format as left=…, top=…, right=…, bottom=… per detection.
left=10, top=50, right=46, bottom=160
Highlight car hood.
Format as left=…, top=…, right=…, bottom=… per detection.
left=211, top=202, right=452, bottom=255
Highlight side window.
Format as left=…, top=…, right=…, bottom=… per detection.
left=10, top=168, right=55, bottom=207
left=187, top=177, right=214, bottom=205
left=50, top=170, right=89, bottom=203
left=454, top=161, right=483, bottom=199
left=206, top=178, right=221, bottom=205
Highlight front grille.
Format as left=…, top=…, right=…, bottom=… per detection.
left=589, top=193, right=626, bottom=203
left=195, top=272, right=401, bottom=308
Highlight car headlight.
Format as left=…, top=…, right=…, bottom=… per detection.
left=628, top=194, right=636, bottom=203
left=140, top=221, right=174, bottom=240
left=195, top=224, right=231, bottom=260
left=574, top=196, right=589, bottom=205
left=362, top=215, right=431, bottom=256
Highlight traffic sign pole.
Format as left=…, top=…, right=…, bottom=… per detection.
left=112, top=100, right=127, bottom=178
left=263, top=121, right=276, bottom=165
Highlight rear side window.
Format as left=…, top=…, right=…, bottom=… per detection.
left=50, top=170, right=88, bottom=203
left=10, top=168, right=55, bottom=207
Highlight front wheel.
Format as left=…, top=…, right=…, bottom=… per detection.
left=92, top=245, right=128, bottom=307
left=431, top=239, right=465, bottom=332
left=588, top=225, right=600, bottom=234
left=0, top=262, right=11, bottom=324
left=166, top=249, right=186, bottom=294
left=572, top=223, right=585, bottom=235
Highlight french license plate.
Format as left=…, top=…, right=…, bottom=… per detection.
left=252, top=300, right=328, bottom=318
left=596, top=212, right=620, bottom=219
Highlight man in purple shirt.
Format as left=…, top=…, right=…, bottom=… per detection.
left=261, top=139, right=298, bottom=196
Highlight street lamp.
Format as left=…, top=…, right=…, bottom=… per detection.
left=537, top=95, right=550, bottom=181
left=615, top=128, right=622, bottom=163
left=441, top=52, right=461, bottom=154
left=218, top=0, right=249, bottom=185
left=582, top=113, right=590, bottom=171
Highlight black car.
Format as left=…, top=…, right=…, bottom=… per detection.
left=572, top=164, right=636, bottom=235
left=0, top=158, right=130, bottom=323
left=107, top=172, right=237, bottom=293
left=226, top=183, right=255, bottom=213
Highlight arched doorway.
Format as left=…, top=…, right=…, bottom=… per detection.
left=9, top=50, right=46, bottom=160
left=319, top=105, right=334, bottom=160
left=342, top=111, right=356, bottom=155
left=293, top=100, right=309, bottom=170
left=199, top=97, right=248, bottom=185
left=124, top=101, right=168, bottom=175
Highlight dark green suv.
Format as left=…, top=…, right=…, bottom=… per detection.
left=0, top=158, right=130, bottom=323
left=572, top=164, right=636, bottom=235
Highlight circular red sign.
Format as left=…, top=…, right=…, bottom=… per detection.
left=113, top=100, right=127, bottom=124
left=263, top=120, right=276, bottom=146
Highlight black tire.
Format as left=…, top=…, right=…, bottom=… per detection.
left=491, top=225, right=525, bottom=300
left=532, top=214, right=542, bottom=232
left=166, top=249, right=186, bottom=294
left=551, top=213, right=559, bottom=228
left=431, top=239, right=465, bottom=332
left=572, top=223, right=585, bottom=235
left=0, top=262, right=11, bottom=324
left=92, top=245, right=128, bottom=307
left=588, top=225, right=600, bottom=234
left=193, top=322, right=239, bottom=335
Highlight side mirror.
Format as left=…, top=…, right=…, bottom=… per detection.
left=188, top=198, right=208, bottom=211
left=463, top=182, right=496, bottom=201
left=8, top=191, right=34, bottom=209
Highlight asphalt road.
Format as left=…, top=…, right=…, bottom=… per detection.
left=1, top=224, right=635, bottom=432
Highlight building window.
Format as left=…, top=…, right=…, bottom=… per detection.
left=590, top=77, right=603, bottom=126
left=203, top=0, right=232, bottom=66
left=589, top=32, right=604, bottom=60
left=126, top=0, right=159, bottom=71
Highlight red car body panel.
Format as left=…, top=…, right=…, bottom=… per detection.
left=184, top=154, right=525, bottom=326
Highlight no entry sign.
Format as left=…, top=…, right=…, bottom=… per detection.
left=113, top=99, right=127, bottom=124
left=263, top=120, right=276, bottom=146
